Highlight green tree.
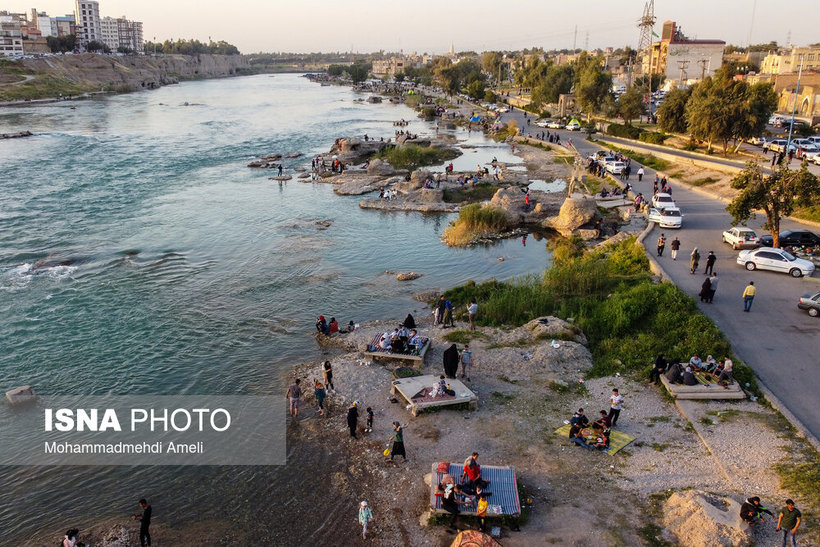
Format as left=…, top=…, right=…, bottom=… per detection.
left=347, top=64, right=369, bottom=84
left=46, top=34, right=76, bottom=53
left=530, top=63, right=574, bottom=107
left=686, top=76, right=743, bottom=154
left=481, top=51, right=505, bottom=84
left=327, top=64, right=345, bottom=76
left=574, top=54, right=612, bottom=121
left=732, top=82, right=777, bottom=148
left=617, top=86, right=646, bottom=124
left=727, top=162, right=820, bottom=248
left=467, top=80, right=486, bottom=101
left=86, top=40, right=105, bottom=52
left=394, top=72, right=405, bottom=83
left=657, top=87, right=692, bottom=133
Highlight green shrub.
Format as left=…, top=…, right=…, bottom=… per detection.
left=682, top=139, right=699, bottom=151
left=639, top=131, right=670, bottom=145
left=377, top=144, right=458, bottom=170
left=607, top=123, right=644, bottom=140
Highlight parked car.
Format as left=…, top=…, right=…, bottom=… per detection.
left=605, top=161, right=627, bottom=175
left=737, top=248, right=815, bottom=277
left=587, top=150, right=608, bottom=161
left=792, top=139, right=819, bottom=153
left=758, top=229, right=820, bottom=248
left=769, top=115, right=784, bottom=126
left=547, top=120, right=563, bottom=129
left=804, top=150, right=820, bottom=165
left=798, top=291, right=820, bottom=317
left=722, top=227, right=760, bottom=249
left=764, top=138, right=788, bottom=153
left=651, top=192, right=676, bottom=210
left=648, top=207, right=683, bottom=228
left=747, top=135, right=767, bottom=146
left=535, top=119, right=552, bottom=127
left=565, top=121, right=581, bottom=131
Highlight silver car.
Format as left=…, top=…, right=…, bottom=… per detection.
left=737, top=248, right=815, bottom=278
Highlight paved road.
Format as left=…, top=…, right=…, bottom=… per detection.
left=499, top=107, right=820, bottom=440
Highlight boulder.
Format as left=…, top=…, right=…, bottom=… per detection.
left=663, top=491, right=752, bottom=547
left=6, top=385, right=36, bottom=404
left=524, top=317, right=587, bottom=346
left=366, top=158, right=396, bottom=176
left=419, top=188, right=444, bottom=203
left=396, top=272, right=421, bottom=281
left=330, top=138, right=386, bottom=164
left=489, top=186, right=527, bottom=213
left=543, top=195, right=598, bottom=236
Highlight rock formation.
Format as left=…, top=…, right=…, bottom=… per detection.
left=543, top=194, right=599, bottom=237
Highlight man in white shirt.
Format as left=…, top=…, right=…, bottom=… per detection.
left=467, top=301, right=478, bottom=331
left=608, top=389, right=624, bottom=428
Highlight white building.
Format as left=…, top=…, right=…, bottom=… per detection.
left=74, top=0, right=101, bottom=48
left=644, top=21, right=724, bottom=82
left=100, top=16, right=119, bottom=49
left=118, top=18, right=143, bottom=52
left=0, top=21, right=24, bottom=57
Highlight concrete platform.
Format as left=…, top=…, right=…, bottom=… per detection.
left=391, top=375, right=478, bottom=417
left=364, top=336, right=430, bottom=368
left=660, top=375, right=746, bottom=400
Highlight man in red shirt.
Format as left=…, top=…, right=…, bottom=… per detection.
left=461, top=452, right=489, bottom=490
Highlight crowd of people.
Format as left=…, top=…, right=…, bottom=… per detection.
left=436, top=452, right=494, bottom=531
left=650, top=352, right=735, bottom=387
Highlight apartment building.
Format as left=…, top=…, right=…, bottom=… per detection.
left=100, top=16, right=119, bottom=49
left=760, top=46, right=820, bottom=75
left=74, top=0, right=101, bottom=48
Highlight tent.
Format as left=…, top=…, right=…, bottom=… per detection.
left=449, top=530, right=501, bottom=547
left=469, top=116, right=481, bottom=122
left=569, top=118, right=581, bottom=126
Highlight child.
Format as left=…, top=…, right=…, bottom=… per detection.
left=358, top=500, right=374, bottom=540
left=365, top=407, right=374, bottom=433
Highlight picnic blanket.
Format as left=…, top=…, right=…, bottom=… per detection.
left=411, top=386, right=456, bottom=403
left=694, top=371, right=720, bottom=385
left=554, top=424, right=635, bottom=455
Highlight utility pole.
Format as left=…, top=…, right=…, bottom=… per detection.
left=573, top=25, right=578, bottom=51
left=697, top=58, right=709, bottom=80
left=637, top=0, right=656, bottom=110
left=677, top=60, right=689, bottom=83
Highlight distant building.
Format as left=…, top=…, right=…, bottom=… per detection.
left=117, top=17, right=143, bottom=52
left=0, top=11, right=26, bottom=57
left=372, top=54, right=423, bottom=79
left=74, top=0, right=101, bottom=48
left=760, top=46, right=820, bottom=75
left=55, top=15, right=76, bottom=38
left=644, top=20, right=724, bottom=82
left=100, top=16, right=119, bottom=49
left=30, top=9, right=57, bottom=37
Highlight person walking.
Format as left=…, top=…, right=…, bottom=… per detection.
left=743, top=281, right=756, bottom=312
left=460, top=345, right=473, bottom=382
left=637, top=166, right=644, bottom=182
left=777, top=499, right=801, bottom=547
left=707, top=272, right=718, bottom=303
left=467, top=300, right=478, bottom=331
left=132, top=499, right=152, bottom=547
left=389, top=421, right=407, bottom=462
left=656, top=233, right=666, bottom=257
left=358, top=500, right=374, bottom=540
left=322, top=360, right=335, bottom=393
left=314, top=379, right=326, bottom=416
left=608, top=389, right=624, bottom=428
left=670, top=237, right=680, bottom=260
left=704, top=251, right=717, bottom=275
left=287, top=379, right=302, bottom=417
left=347, top=401, right=359, bottom=438
left=443, top=299, right=454, bottom=328
left=690, top=247, right=700, bottom=274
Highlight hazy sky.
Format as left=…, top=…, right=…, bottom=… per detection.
left=8, top=0, right=818, bottom=54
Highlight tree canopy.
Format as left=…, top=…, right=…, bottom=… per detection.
left=143, top=39, right=240, bottom=55
left=726, top=162, right=820, bottom=248
left=46, top=34, right=76, bottom=53
left=617, top=86, right=646, bottom=125
left=657, top=87, right=692, bottom=133
left=574, top=53, right=612, bottom=121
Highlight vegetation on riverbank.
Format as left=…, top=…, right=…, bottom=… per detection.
left=442, top=204, right=512, bottom=246
left=442, top=182, right=497, bottom=203
left=441, top=237, right=759, bottom=394
left=0, top=72, right=96, bottom=102
left=376, top=144, right=459, bottom=171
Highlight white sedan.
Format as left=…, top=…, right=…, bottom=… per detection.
left=648, top=207, right=682, bottom=228
left=737, top=248, right=815, bottom=278
left=651, top=192, right=676, bottom=210
left=722, top=227, right=759, bottom=249
left=547, top=120, right=563, bottom=129
left=803, top=150, right=820, bottom=165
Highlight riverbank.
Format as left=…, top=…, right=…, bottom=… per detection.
left=0, top=53, right=250, bottom=104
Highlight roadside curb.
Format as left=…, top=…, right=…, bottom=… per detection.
left=641, top=236, right=820, bottom=453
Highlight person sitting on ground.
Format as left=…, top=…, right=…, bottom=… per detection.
left=570, top=427, right=593, bottom=449
left=62, top=528, right=83, bottom=547
left=328, top=317, right=339, bottom=335
left=397, top=324, right=409, bottom=342
left=389, top=328, right=400, bottom=342
left=718, top=356, right=734, bottom=385
left=682, top=365, right=698, bottom=386
left=704, top=354, right=717, bottom=372
left=347, top=320, right=356, bottom=332
left=316, top=315, right=329, bottom=335
left=378, top=332, right=391, bottom=350
left=665, top=361, right=684, bottom=384
left=713, top=359, right=724, bottom=379
left=408, top=330, right=422, bottom=353
left=650, top=353, right=667, bottom=385
left=740, top=496, right=773, bottom=524
left=593, top=410, right=612, bottom=430
left=439, top=484, right=469, bottom=528
left=570, top=408, right=589, bottom=428
left=402, top=313, right=416, bottom=330
left=592, top=429, right=610, bottom=451
left=689, top=354, right=703, bottom=371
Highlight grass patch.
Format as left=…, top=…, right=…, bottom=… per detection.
left=640, top=523, right=674, bottom=547
left=0, top=74, right=97, bottom=102
left=491, top=120, right=518, bottom=141
left=689, top=176, right=719, bottom=186
left=668, top=171, right=685, bottom=179
left=793, top=204, right=820, bottom=224
left=442, top=329, right=487, bottom=344
left=497, top=374, right=519, bottom=384
left=376, top=143, right=459, bottom=171
left=442, top=182, right=497, bottom=203
left=699, top=416, right=715, bottom=426
left=651, top=443, right=671, bottom=452
left=593, top=139, right=672, bottom=172
left=491, top=391, right=514, bottom=401
left=648, top=415, right=672, bottom=424
left=442, top=203, right=512, bottom=246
